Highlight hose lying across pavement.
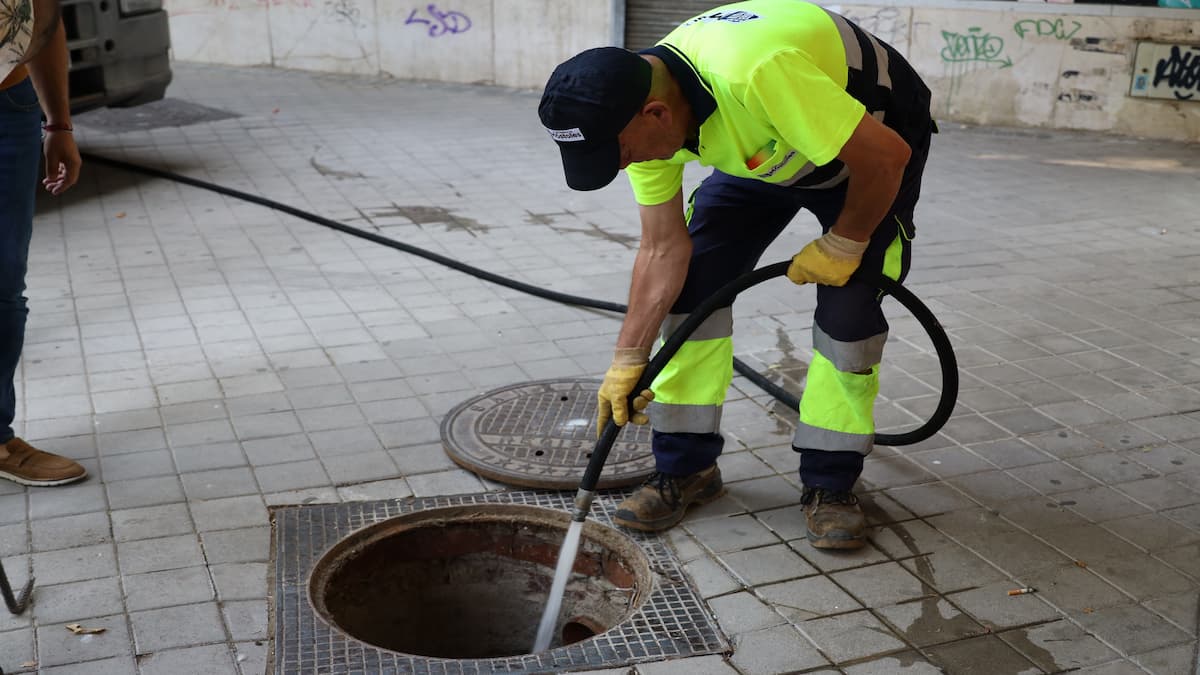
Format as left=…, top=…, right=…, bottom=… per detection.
left=81, top=152, right=957, bottom=452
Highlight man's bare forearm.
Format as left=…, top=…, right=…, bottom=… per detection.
left=26, top=19, right=71, bottom=125
left=617, top=192, right=693, bottom=352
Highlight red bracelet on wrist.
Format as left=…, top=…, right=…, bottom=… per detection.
left=42, top=123, right=73, bottom=132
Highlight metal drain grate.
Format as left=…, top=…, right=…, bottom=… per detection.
left=271, top=491, right=730, bottom=674
left=441, top=379, right=655, bottom=489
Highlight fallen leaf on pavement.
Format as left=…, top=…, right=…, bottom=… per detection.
left=65, top=623, right=106, bottom=635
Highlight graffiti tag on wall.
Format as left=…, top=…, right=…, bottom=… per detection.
left=405, top=4, right=471, bottom=37
left=1154, top=44, right=1199, bottom=100
left=1013, top=18, right=1082, bottom=41
left=941, top=27, right=1012, bottom=68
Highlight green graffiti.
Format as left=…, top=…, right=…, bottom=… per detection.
left=940, top=27, right=1012, bottom=68
left=1013, top=18, right=1082, bottom=40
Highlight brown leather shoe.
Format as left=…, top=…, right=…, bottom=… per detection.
left=0, top=437, right=87, bottom=487
left=613, top=465, right=725, bottom=532
left=802, top=487, right=866, bottom=550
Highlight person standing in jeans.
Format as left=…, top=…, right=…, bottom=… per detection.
left=0, top=0, right=86, bottom=486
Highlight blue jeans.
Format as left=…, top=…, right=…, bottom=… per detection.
left=0, top=77, right=43, bottom=443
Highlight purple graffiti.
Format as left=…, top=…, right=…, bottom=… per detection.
left=405, top=4, right=471, bottom=37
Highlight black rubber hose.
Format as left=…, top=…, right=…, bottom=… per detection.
left=577, top=262, right=958, bottom=502
left=81, top=152, right=956, bottom=447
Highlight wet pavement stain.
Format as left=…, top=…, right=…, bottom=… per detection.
left=310, top=155, right=367, bottom=179
left=885, top=521, right=1061, bottom=673
left=353, top=204, right=490, bottom=236
left=526, top=210, right=639, bottom=248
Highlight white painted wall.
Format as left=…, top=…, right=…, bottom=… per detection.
left=165, top=0, right=617, bottom=87
left=164, top=0, right=1200, bottom=141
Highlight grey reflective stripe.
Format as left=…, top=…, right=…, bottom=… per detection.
left=826, top=9, right=862, bottom=70
left=824, top=10, right=892, bottom=98
left=650, top=401, right=722, bottom=434
left=780, top=162, right=849, bottom=188
left=661, top=306, right=733, bottom=342
left=793, top=422, right=874, bottom=454
left=813, top=325, right=887, bottom=373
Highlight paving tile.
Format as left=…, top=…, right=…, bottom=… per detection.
left=718, top=544, right=816, bottom=586
left=40, top=657, right=138, bottom=675
left=758, top=575, right=863, bottom=622
left=31, top=512, right=111, bottom=552
left=726, top=475, right=804, bottom=512
left=998, top=620, right=1121, bottom=672
left=727, top=624, right=829, bottom=674
left=842, top=653, right=943, bottom=674
left=30, top=577, right=124, bottom=625
left=707, top=592, right=788, bottom=635
left=682, top=555, right=743, bottom=599
left=111, top=503, right=194, bottom=542
left=36, top=614, right=133, bottom=667
left=105, top=476, right=186, bottom=510
left=210, top=562, right=268, bottom=601
left=684, top=514, right=780, bottom=554
left=0, top=627, right=34, bottom=669
left=1130, top=641, right=1196, bottom=674
left=116, top=534, right=205, bottom=575
left=404, top=469, right=486, bottom=497
left=29, top=544, right=118, bottom=586
left=1007, top=462, right=1100, bottom=495
left=634, top=654, right=739, bottom=674
left=798, top=609, right=907, bottom=663
left=136, top=643, right=238, bottom=675
left=1114, top=476, right=1200, bottom=511
left=949, top=580, right=1066, bottom=631
left=884, top=482, right=977, bottom=518
left=832, top=562, right=933, bottom=608
left=898, top=545, right=1007, bottom=592
left=123, top=566, right=215, bottom=611
left=27, top=484, right=107, bottom=520
left=222, top=599, right=268, bottom=642
left=877, top=597, right=986, bottom=647
left=870, top=520, right=958, bottom=558
left=1071, top=603, right=1193, bottom=656
left=791, top=538, right=892, bottom=573
left=924, top=635, right=1044, bottom=675
left=1143, top=590, right=1198, bottom=636
left=198, top=527, right=270, bottom=564
left=180, top=467, right=260, bottom=500
left=189, top=496, right=267, bottom=532
left=129, top=602, right=227, bottom=653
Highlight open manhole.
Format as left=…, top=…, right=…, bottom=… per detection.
left=273, top=492, right=729, bottom=674
left=441, top=378, right=655, bottom=489
left=309, top=504, right=649, bottom=657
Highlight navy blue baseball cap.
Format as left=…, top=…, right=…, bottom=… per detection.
left=538, top=47, right=652, bottom=191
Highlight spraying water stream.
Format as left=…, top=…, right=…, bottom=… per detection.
left=532, top=519, right=584, bottom=652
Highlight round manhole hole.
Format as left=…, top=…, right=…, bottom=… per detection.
left=441, top=378, right=654, bottom=489
left=307, top=504, right=652, bottom=658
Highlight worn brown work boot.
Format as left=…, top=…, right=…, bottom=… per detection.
left=613, top=465, right=725, bottom=532
left=0, top=437, right=87, bottom=487
left=802, top=487, right=866, bottom=550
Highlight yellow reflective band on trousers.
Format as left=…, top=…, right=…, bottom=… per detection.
left=651, top=336, right=734, bottom=408
left=798, top=348, right=879, bottom=439
left=882, top=216, right=907, bottom=283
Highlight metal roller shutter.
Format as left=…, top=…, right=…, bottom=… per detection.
left=623, top=1, right=716, bottom=51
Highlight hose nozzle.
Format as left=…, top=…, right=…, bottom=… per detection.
left=571, top=488, right=596, bottom=522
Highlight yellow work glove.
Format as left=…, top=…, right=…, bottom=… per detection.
left=786, top=231, right=869, bottom=287
left=597, top=347, right=655, bottom=434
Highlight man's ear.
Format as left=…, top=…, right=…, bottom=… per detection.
left=644, top=100, right=671, bottom=125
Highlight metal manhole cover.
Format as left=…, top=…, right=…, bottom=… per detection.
left=441, top=378, right=654, bottom=489
left=75, top=98, right=240, bottom=132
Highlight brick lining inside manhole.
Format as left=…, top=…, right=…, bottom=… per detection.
left=441, top=378, right=654, bottom=489
left=271, top=492, right=730, bottom=674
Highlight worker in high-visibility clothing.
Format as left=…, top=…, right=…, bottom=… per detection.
left=538, top=0, right=934, bottom=549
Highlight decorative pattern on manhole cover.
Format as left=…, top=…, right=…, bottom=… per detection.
left=75, top=98, right=240, bottom=132
left=272, top=491, right=730, bottom=674
left=441, top=378, right=654, bottom=489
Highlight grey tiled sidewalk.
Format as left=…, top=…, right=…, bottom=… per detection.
left=0, top=62, right=1198, bottom=674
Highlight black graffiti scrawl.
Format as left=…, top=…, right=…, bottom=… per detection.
left=1154, top=44, right=1200, bottom=101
